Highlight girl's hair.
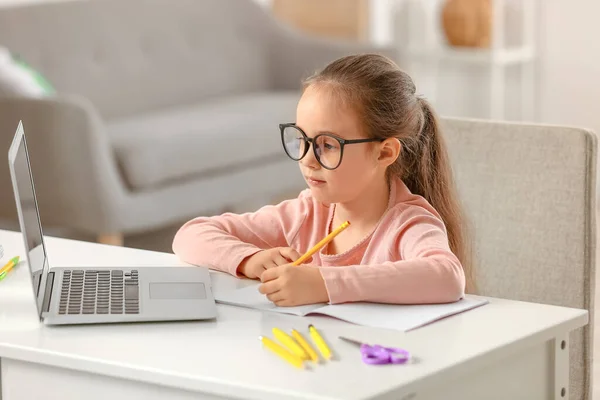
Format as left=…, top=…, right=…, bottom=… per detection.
left=303, top=54, right=476, bottom=294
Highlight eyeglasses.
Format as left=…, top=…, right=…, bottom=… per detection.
left=280, top=123, right=384, bottom=170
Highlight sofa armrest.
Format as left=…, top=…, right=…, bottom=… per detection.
left=269, top=25, right=398, bottom=91
left=0, top=95, right=127, bottom=235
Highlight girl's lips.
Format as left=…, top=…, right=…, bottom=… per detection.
left=306, top=177, right=326, bottom=186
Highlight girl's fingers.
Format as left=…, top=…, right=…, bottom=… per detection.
left=273, top=254, right=290, bottom=266
left=279, top=247, right=301, bottom=262
left=266, top=289, right=284, bottom=303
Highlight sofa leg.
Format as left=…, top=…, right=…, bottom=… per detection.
left=97, top=233, right=124, bottom=246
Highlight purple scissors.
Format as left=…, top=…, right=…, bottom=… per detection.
left=339, top=336, right=410, bottom=365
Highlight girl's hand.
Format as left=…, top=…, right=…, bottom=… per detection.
left=258, top=264, right=329, bottom=307
left=238, top=247, right=307, bottom=279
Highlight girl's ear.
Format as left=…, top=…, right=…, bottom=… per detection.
left=378, top=138, right=401, bottom=167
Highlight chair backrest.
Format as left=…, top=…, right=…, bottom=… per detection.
left=441, top=117, right=597, bottom=400
left=0, top=0, right=278, bottom=119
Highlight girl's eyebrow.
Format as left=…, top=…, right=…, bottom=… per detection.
left=316, top=130, right=345, bottom=139
left=296, top=124, right=343, bottom=139
left=296, top=124, right=347, bottom=139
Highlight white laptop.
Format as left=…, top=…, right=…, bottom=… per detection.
left=8, top=121, right=217, bottom=325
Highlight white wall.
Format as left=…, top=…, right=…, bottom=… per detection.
left=371, top=0, right=600, bottom=136
left=538, top=0, right=600, bottom=134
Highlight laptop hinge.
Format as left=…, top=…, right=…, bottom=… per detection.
left=42, top=271, right=54, bottom=313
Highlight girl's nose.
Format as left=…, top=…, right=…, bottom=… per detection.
left=300, top=145, right=320, bottom=169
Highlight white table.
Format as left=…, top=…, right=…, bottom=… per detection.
left=0, top=230, right=588, bottom=400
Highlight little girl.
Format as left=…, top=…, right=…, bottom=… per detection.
left=173, top=54, right=475, bottom=307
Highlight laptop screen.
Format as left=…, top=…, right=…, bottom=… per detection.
left=9, top=123, right=48, bottom=315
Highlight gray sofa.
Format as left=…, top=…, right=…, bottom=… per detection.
left=0, top=0, right=394, bottom=244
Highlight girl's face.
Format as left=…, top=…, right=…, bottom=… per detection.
left=294, top=84, right=387, bottom=205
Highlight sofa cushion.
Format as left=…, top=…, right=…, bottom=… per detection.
left=108, top=91, right=300, bottom=190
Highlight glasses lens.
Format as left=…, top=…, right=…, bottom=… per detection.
left=282, top=126, right=307, bottom=160
left=314, top=135, right=342, bottom=169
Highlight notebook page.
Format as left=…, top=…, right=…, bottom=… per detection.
left=214, top=282, right=489, bottom=331
left=314, top=296, right=489, bottom=331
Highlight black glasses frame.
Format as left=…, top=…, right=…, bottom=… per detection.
left=279, top=123, right=384, bottom=170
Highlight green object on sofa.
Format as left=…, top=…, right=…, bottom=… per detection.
left=12, top=56, right=55, bottom=94
left=0, top=47, right=55, bottom=96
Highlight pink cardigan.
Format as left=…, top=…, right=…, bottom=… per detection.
left=172, top=177, right=465, bottom=304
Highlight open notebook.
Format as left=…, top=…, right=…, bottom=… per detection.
left=214, top=284, right=489, bottom=332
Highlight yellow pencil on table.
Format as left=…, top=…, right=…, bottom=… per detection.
left=0, top=256, right=19, bottom=274
left=293, top=221, right=350, bottom=266
left=259, top=336, right=305, bottom=369
left=291, top=329, right=319, bottom=362
left=309, top=324, right=332, bottom=360
left=273, top=328, right=309, bottom=360
left=0, top=256, right=20, bottom=281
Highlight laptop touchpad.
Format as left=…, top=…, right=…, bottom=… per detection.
left=149, top=282, right=207, bottom=300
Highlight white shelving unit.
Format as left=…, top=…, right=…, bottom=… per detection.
left=395, top=0, right=539, bottom=121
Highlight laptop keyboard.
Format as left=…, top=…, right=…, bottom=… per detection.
left=58, top=269, right=140, bottom=315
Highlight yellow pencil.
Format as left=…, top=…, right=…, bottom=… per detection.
left=259, top=336, right=304, bottom=368
left=309, top=324, right=332, bottom=360
left=291, top=329, right=319, bottom=362
left=0, top=256, right=20, bottom=275
left=273, top=328, right=309, bottom=360
left=293, top=221, right=350, bottom=266
left=0, top=256, right=20, bottom=281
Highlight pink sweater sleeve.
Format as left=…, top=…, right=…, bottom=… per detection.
left=319, top=206, right=465, bottom=305
left=172, top=191, right=311, bottom=276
